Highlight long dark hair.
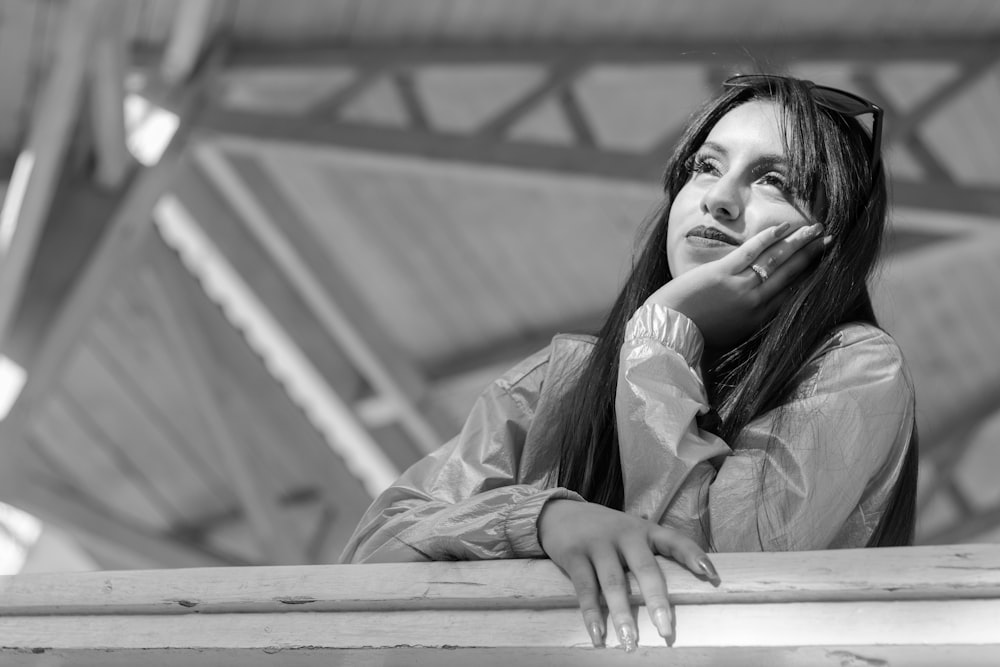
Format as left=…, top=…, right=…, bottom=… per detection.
left=552, top=76, right=917, bottom=548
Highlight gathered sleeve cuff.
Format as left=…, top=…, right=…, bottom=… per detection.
left=625, top=302, right=705, bottom=370
left=505, top=487, right=586, bottom=558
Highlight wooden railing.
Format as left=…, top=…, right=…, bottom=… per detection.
left=0, top=544, right=998, bottom=665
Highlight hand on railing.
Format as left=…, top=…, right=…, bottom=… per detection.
left=538, top=499, right=721, bottom=652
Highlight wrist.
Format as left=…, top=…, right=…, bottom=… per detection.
left=538, top=498, right=576, bottom=554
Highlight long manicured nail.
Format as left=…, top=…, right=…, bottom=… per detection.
left=808, top=223, right=825, bottom=237
left=618, top=624, right=637, bottom=653
left=653, top=607, right=674, bottom=642
left=698, top=556, right=721, bottom=585
left=588, top=620, right=605, bottom=647
left=822, top=235, right=834, bottom=247
left=773, top=222, right=791, bottom=237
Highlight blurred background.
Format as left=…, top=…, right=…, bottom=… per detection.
left=0, top=0, right=998, bottom=573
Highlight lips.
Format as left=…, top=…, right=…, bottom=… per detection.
left=687, top=225, right=739, bottom=245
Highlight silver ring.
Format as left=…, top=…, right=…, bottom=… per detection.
left=750, top=264, right=769, bottom=284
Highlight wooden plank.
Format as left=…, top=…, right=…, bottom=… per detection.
left=1, top=173, right=122, bottom=369
left=0, top=645, right=996, bottom=667
left=161, top=0, right=217, bottom=85
left=0, top=0, right=39, bottom=148
left=0, top=600, right=997, bottom=653
left=0, top=544, right=997, bottom=663
left=0, top=0, right=104, bottom=351
left=139, top=255, right=306, bottom=565
left=88, top=0, right=132, bottom=189
left=0, top=544, right=996, bottom=616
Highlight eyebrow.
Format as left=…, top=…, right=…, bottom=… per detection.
left=700, top=141, right=789, bottom=168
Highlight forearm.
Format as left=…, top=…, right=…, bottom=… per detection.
left=616, top=305, right=730, bottom=523
left=343, top=483, right=584, bottom=563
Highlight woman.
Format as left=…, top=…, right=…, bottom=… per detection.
left=340, top=74, right=918, bottom=652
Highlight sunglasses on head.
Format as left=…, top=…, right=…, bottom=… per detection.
left=722, top=74, right=884, bottom=177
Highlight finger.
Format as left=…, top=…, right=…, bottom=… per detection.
left=650, top=526, right=722, bottom=586
left=621, top=536, right=674, bottom=644
left=748, top=223, right=824, bottom=281
left=563, top=555, right=606, bottom=648
left=720, top=221, right=794, bottom=272
left=757, top=234, right=827, bottom=299
left=592, top=548, right=639, bottom=653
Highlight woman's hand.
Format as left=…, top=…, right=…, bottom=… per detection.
left=645, top=222, right=829, bottom=349
left=538, top=499, right=720, bottom=651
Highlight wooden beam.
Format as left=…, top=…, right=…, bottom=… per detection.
left=479, top=61, right=583, bottom=139
left=0, top=96, right=201, bottom=461
left=150, top=193, right=400, bottom=497
left=222, top=37, right=998, bottom=69
left=138, top=258, right=306, bottom=565
left=197, top=108, right=1000, bottom=220
left=88, top=0, right=133, bottom=190
left=161, top=0, right=217, bottom=86
left=885, top=49, right=1000, bottom=146
left=0, top=0, right=104, bottom=352
left=195, top=111, right=663, bottom=181
left=393, top=70, right=430, bottom=131
left=0, top=0, right=39, bottom=149
left=193, top=143, right=442, bottom=456
left=558, top=85, right=596, bottom=148
left=0, top=27, right=222, bottom=458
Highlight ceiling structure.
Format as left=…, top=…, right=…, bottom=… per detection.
left=0, top=0, right=998, bottom=569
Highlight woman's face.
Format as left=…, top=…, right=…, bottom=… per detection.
left=666, top=100, right=817, bottom=277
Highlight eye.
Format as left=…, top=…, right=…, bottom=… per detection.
left=684, top=154, right=722, bottom=177
left=759, top=172, right=788, bottom=189
left=756, top=169, right=795, bottom=196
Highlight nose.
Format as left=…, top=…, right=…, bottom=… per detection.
left=700, top=175, right=742, bottom=222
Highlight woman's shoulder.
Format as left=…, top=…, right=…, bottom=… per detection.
left=816, top=322, right=906, bottom=364
left=806, top=321, right=913, bottom=397
left=494, top=333, right=597, bottom=396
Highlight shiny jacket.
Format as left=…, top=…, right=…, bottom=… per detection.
left=341, top=304, right=914, bottom=562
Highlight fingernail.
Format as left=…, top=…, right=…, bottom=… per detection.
left=822, top=235, right=834, bottom=247
left=653, top=607, right=674, bottom=641
left=773, top=222, right=791, bottom=237
left=618, top=624, right=637, bottom=653
left=588, top=620, right=605, bottom=647
left=698, top=556, right=721, bottom=585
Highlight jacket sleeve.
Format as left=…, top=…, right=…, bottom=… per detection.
left=339, top=377, right=584, bottom=564
left=616, top=304, right=914, bottom=552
